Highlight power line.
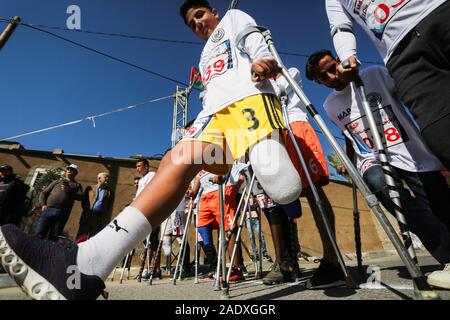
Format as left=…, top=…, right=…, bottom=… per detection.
left=1, top=94, right=175, bottom=141
left=0, top=17, right=382, bottom=65
left=20, top=23, right=192, bottom=88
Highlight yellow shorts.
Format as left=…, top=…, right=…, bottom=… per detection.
left=182, top=94, right=285, bottom=174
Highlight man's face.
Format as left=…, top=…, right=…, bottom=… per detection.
left=66, top=168, right=77, bottom=180
left=0, top=170, right=6, bottom=180
left=185, top=6, right=220, bottom=41
left=136, top=162, right=149, bottom=176
left=98, top=175, right=109, bottom=186
left=134, top=178, right=140, bottom=190
left=315, top=55, right=348, bottom=90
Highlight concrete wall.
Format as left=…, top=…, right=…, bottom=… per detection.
left=1, top=147, right=396, bottom=266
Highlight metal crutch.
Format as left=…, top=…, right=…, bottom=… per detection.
left=277, top=83, right=355, bottom=288
left=194, top=187, right=203, bottom=284
left=217, top=176, right=230, bottom=299
left=236, top=25, right=438, bottom=299
left=149, top=217, right=172, bottom=285
left=348, top=71, right=418, bottom=266
left=119, top=252, right=132, bottom=284
left=257, top=205, right=263, bottom=280
left=226, top=173, right=256, bottom=284
left=173, top=198, right=194, bottom=285
left=137, top=234, right=151, bottom=282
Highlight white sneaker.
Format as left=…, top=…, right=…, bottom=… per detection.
left=427, top=264, right=450, bottom=290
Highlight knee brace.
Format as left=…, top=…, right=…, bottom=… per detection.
left=249, top=135, right=302, bottom=204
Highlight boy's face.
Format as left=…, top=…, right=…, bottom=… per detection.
left=185, top=6, right=220, bottom=41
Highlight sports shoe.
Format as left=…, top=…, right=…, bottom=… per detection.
left=151, top=269, right=163, bottom=280
left=0, top=224, right=106, bottom=300
left=262, top=260, right=286, bottom=285
left=228, top=267, right=245, bottom=282
left=427, top=263, right=450, bottom=290
left=306, top=259, right=345, bottom=289
left=263, top=254, right=273, bottom=263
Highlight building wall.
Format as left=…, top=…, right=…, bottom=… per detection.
left=0, top=148, right=159, bottom=239
left=1, top=148, right=395, bottom=265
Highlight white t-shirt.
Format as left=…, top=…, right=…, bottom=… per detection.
left=273, top=67, right=308, bottom=123
left=326, top=0, right=446, bottom=63
left=197, top=9, right=276, bottom=117
left=198, top=162, right=248, bottom=195
left=136, top=171, right=155, bottom=197
left=323, top=66, right=443, bottom=174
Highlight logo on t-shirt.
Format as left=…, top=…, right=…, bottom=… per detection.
left=211, top=28, right=225, bottom=43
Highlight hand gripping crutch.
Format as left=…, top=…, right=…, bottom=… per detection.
left=235, top=25, right=439, bottom=300
left=173, top=198, right=194, bottom=285
left=277, top=84, right=355, bottom=288
left=347, top=70, right=418, bottom=266
left=226, top=173, right=257, bottom=284
left=137, top=234, right=151, bottom=282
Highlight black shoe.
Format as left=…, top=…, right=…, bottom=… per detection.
left=306, top=259, right=345, bottom=289
left=0, top=224, right=106, bottom=300
left=152, top=269, right=163, bottom=280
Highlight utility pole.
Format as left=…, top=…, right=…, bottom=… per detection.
left=0, top=16, right=21, bottom=51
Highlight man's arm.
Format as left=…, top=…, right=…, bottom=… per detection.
left=326, top=0, right=359, bottom=81
left=186, top=176, right=201, bottom=199
left=72, top=183, right=83, bottom=201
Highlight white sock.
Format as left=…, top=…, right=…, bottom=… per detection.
left=249, top=136, right=302, bottom=204
left=76, top=206, right=152, bottom=281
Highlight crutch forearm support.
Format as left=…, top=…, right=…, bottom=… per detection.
left=236, top=25, right=439, bottom=299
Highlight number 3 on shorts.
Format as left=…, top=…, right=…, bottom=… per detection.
left=242, top=108, right=260, bottom=132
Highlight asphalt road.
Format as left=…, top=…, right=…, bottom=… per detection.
left=0, top=252, right=449, bottom=301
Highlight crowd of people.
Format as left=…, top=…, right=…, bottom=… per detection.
left=0, top=0, right=449, bottom=300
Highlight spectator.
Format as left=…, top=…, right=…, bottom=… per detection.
left=244, top=195, right=272, bottom=263
left=77, top=172, right=114, bottom=240
left=35, top=164, right=83, bottom=241
left=0, top=164, right=29, bottom=227
left=135, top=158, right=162, bottom=281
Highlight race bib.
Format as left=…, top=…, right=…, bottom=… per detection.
left=345, top=104, right=409, bottom=152
left=256, top=193, right=276, bottom=209
left=353, top=0, right=411, bottom=39
left=201, top=40, right=234, bottom=86
left=184, top=116, right=212, bottom=139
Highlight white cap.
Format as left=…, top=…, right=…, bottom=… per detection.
left=66, top=164, right=79, bottom=173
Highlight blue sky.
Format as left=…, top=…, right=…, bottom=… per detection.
left=0, top=0, right=382, bottom=178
